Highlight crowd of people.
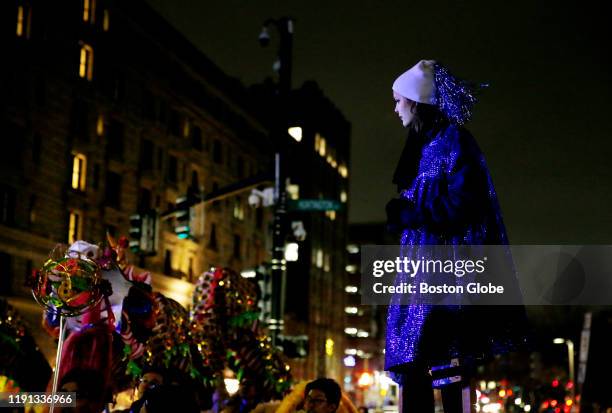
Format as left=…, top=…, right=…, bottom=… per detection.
left=50, top=369, right=350, bottom=413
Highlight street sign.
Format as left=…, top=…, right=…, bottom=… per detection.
left=289, top=199, right=341, bottom=211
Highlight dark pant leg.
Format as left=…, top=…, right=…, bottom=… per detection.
left=441, top=383, right=464, bottom=413
left=401, top=370, right=434, bottom=413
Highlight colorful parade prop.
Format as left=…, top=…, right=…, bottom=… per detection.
left=33, top=236, right=292, bottom=410
left=32, top=246, right=103, bottom=317
left=191, top=267, right=292, bottom=397
left=31, top=244, right=105, bottom=412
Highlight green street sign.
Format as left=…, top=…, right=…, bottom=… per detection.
left=289, top=199, right=342, bottom=211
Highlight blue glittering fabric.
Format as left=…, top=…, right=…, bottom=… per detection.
left=433, top=63, right=483, bottom=126
left=385, top=123, right=529, bottom=380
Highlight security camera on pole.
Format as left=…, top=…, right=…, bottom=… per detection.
left=259, top=17, right=294, bottom=345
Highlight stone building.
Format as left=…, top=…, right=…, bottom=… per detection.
left=1, top=0, right=273, bottom=302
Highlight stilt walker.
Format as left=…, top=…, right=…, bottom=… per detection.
left=385, top=60, right=530, bottom=412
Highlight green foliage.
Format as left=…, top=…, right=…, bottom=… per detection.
left=126, top=360, right=142, bottom=378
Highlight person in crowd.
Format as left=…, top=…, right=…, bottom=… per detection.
left=303, top=378, right=342, bottom=413
left=127, top=367, right=166, bottom=413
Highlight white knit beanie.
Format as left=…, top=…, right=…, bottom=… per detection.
left=392, top=59, right=437, bottom=104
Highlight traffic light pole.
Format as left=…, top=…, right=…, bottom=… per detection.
left=269, top=153, right=287, bottom=342
left=263, top=17, right=294, bottom=346
left=159, top=172, right=273, bottom=221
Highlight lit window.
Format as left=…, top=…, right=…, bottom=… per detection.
left=16, top=6, right=24, bottom=36
left=345, top=306, right=358, bottom=314
left=340, top=191, right=348, bottom=203
left=315, top=249, right=323, bottom=268
left=16, top=5, right=31, bottom=38
left=233, top=198, right=244, bottom=221
left=96, top=114, right=104, bottom=136
left=325, top=210, right=336, bottom=221
left=71, top=153, right=87, bottom=191
left=325, top=338, right=334, bottom=356
left=68, top=210, right=83, bottom=244
left=79, top=43, right=94, bottom=81
left=324, top=253, right=330, bottom=272
left=183, top=118, right=191, bottom=139
left=315, top=133, right=320, bottom=152
left=288, top=126, right=302, bottom=142
left=102, top=9, right=110, bottom=31
left=319, top=136, right=326, bottom=157
left=338, top=164, right=348, bottom=178
left=344, top=327, right=357, bottom=335
left=347, top=244, right=359, bottom=254
left=83, top=0, right=96, bottom=23
left=326, top=148, right=337, bottom=168
left=346, top=264, right=357, bottom=273
left=284, top=243, right=299, bottom=262
left=345, top=285, right=358, bottom=294
left=287, top=184, right=299, bottom=200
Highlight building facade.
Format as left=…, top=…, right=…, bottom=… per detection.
left=1, top=0, right=273, bottom=303
left=345, top=223, right=394, bottom=405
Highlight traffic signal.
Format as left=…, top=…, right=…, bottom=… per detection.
left=140, top=211, right=159, bottom=255
left=174, top=195, right=191, bottom=239
left=129, top=214, right=142, bottom=253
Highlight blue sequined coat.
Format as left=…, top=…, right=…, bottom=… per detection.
left=385, top=123, right=528, bottom=376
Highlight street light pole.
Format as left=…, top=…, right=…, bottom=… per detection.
left=567, top=339, right=575, bottom=398
left=554, top=338, right=575, bottom=399
left=260, top=17, right=295, bottom=345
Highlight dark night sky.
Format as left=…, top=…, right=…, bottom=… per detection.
left=146, top=0, right=611, bottom=243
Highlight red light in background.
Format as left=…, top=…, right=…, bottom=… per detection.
left=542, top=401, right=550, bottom=409
left=566, top=381, right=574, bottom=389
left=552, top=379, right=560, bottom=387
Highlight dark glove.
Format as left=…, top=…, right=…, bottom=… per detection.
left=386, top=197, right=420, bottom=233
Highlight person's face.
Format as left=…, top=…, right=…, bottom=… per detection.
left=304, top=389, right=337, bottom=413
left=138, top=372, right=163, bottom=397
left=393, top=91, right=415, bottom=127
